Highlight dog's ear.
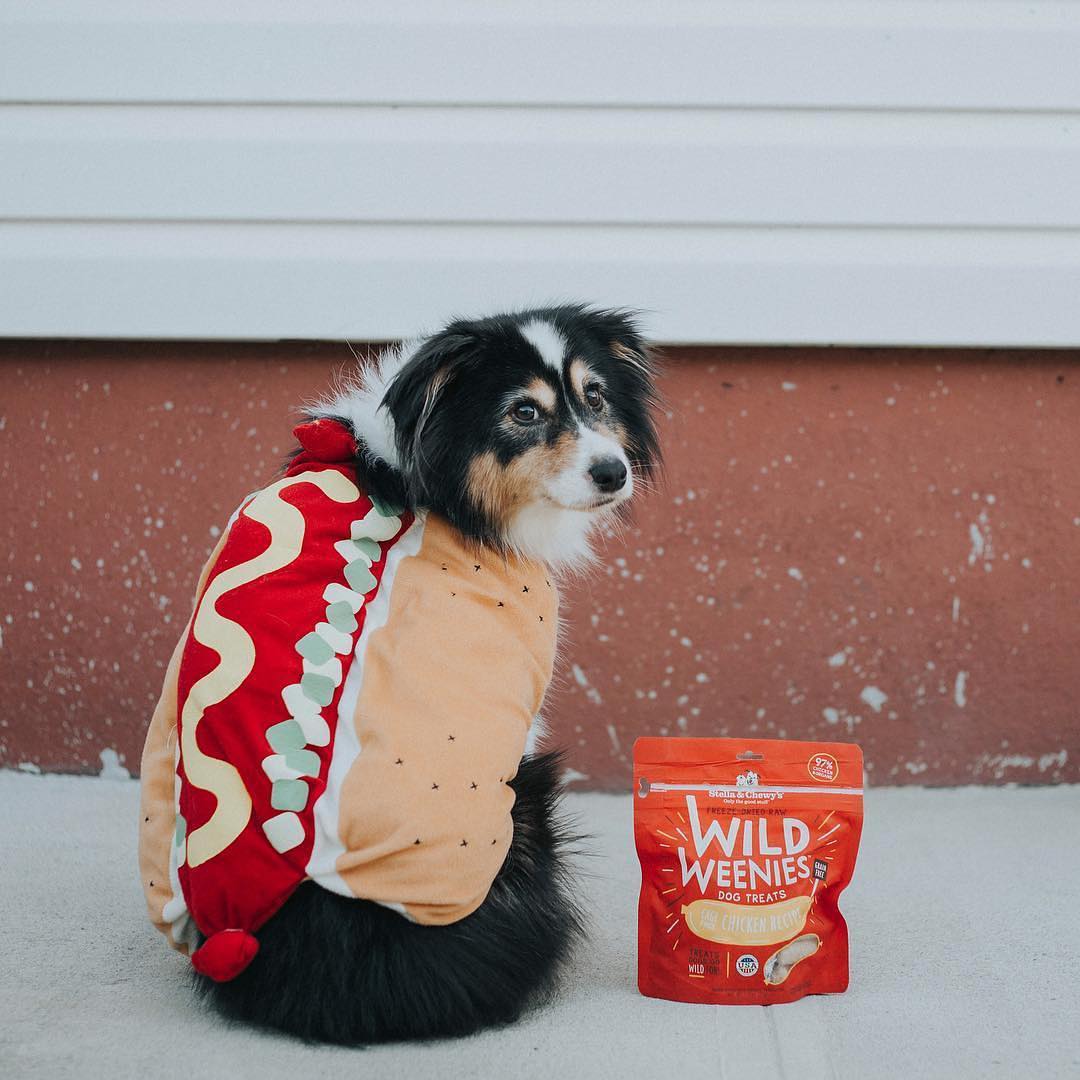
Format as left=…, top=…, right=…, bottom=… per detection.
left=381, top=327, right=480, bottom=474
left=609, top=337, right=655, bottom=380
left=572, top=306, right=654, bottom=382
left=599, top=310, right=655, bottom=382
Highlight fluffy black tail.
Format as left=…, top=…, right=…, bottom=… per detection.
left=194, top=750, right=585, bottom=1043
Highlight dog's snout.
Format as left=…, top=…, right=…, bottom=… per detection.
left=588, top=457, right=628, bottom=494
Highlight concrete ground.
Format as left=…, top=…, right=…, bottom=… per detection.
left=2, top=773, right=1078, bottom=1080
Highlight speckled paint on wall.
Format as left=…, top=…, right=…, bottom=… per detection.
left=2, top=340, right=1077, bottom=787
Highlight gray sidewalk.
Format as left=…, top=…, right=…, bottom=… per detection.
left=2, top=772, right=1078, bottom=1079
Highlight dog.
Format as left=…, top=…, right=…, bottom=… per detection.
left=140, top=304, right=659, bottom=1043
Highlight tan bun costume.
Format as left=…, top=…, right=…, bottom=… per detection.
left=138, top=419, right=557, bottom=981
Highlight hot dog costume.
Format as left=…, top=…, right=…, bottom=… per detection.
left=138, top=418, right=558, bottom=981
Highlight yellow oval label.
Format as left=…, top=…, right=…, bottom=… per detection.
left=681, top=895, right=812, bottom=946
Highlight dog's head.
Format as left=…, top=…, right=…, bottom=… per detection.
left=321, top=306, right=660, bottom=566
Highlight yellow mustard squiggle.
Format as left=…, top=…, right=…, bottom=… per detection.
left=183, top=470, right=360, bottom=869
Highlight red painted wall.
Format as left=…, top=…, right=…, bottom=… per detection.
left=3, top=340, right=1077, bottom=787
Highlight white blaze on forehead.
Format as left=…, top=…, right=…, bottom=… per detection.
left=519, top=319, right=568, bottom=372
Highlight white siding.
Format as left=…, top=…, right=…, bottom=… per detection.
left=2, top=1, right=1079, bottom=345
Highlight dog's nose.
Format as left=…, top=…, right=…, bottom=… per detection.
left=589, top=457, right=628, bottom=494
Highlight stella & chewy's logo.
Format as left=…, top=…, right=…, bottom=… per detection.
left=706, top=771, right=780, bottom=802
left=807, top=753, right=839, bottom=783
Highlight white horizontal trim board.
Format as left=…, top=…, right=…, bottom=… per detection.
left=2, top=1, right=1080, bottom=109
left=3, top=222, right=1078, bottom=346
left=4, top=106, right=1080, bottom=228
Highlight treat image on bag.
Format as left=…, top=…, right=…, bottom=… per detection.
left=634, top=737, right=863, bottom=1005
left=763, top=933, right=821, bottom=985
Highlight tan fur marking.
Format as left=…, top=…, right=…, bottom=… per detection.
left=524, top=378, right=557, bottom=412
left=596, top=419, right=627, bottom=447
left=568, top=358, right=592, bottom=400
left=467, top=435, right=578, bottom=526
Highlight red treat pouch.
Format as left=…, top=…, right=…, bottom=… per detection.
left=634, top=737, right=863, bottom=1005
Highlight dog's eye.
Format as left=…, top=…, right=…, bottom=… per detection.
left=510, top=402, right=541, bottom=424
left=584, top=384, right=604, bottom=411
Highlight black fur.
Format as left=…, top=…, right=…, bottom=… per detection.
left=194, top=751, right=584, bottom=1044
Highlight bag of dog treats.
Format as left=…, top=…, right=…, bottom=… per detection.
left=634, top=737, right=863, bottom=1005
